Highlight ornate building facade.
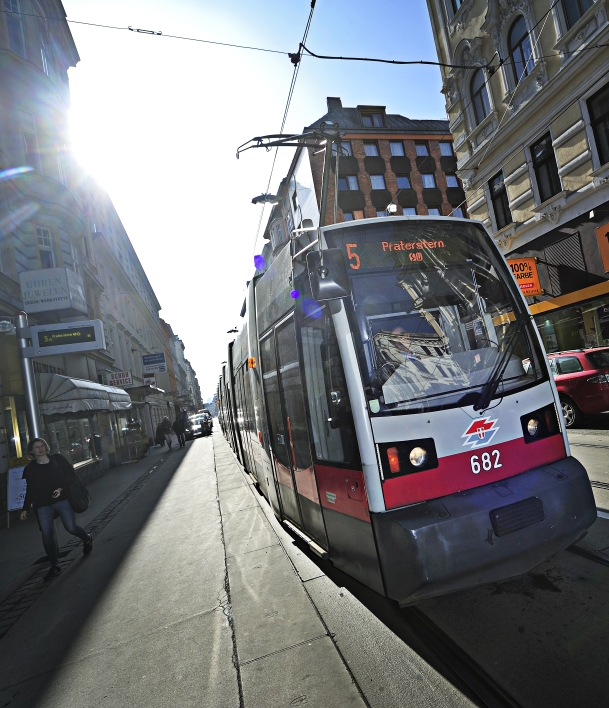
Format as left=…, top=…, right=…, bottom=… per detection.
left=426, top=0, right=609, bottom=352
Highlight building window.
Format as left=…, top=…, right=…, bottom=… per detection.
left=364, top=142, right=380, bottom=157
left=376, top=211, right=388, bottom=217
left=36, top=227, right=55, bottom=268
left=338, top=175, right=359, bottom=191
left=531, top=133, right=562, bottom=202
left=446, top=175, right=459, bottom=187
left=396, top=175, right=411, bottom=189
left=439, top=141, right=454, bottom=156
left=562, top=0, right=593, bottom=29
left=452, top=207, right=465, bottom=217
left=428, top=208, right=441, bottom=216
left=588, top=83, right=609, bottom=166
left=471, top=69, right=490, bottom=125
left=370, top=175, right=386, bottom=190
left=421, top=173, right=436, bottom=188
left=5, top=0, right=25, bottom=57
left=451, top=0, right=464, bottom=11
left=489, top=171, right=512, bottom=230
left=509, top=16, right=534, bottom=85
left=361, top=112, right=384, bottom=127
left=403, top=207, right=417, bottom=215
left=333, top=141, right=352, bottom=156
left=415, top=142, right=429, bottom=156
left=353, top=210, right=365, bottom=220
left=343, top=212, right=354, bottom=221
left=390, top=141, right=405, bottom=156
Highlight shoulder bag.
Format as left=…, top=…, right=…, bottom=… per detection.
left=53, top=456, right=91, bottom=513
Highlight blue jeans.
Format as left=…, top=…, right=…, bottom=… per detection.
left=37, top=499, right=89, bottom=566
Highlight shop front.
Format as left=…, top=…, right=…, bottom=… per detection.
left=38, top=373, right=133, bottom=469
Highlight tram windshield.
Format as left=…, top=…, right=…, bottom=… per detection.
left=324, top=219, right=546, bottom=415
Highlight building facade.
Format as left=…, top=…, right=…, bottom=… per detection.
left=0, top=1, right=199, bottom=517
left=426, top=0, right=609, bottom=352
left=259, top=97, right=466, bottom=265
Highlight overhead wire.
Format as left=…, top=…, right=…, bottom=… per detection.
left=243, top=0, right=317, bottom=283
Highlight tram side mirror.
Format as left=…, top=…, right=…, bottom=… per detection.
left=307, top=249, right=351, bottom=300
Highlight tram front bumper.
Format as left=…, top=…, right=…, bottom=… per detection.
left=372, top=456, right=596, bottom=606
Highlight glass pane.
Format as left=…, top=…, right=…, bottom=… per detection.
left=439, top=142, right=453, bottom=156
left=422, top=174, right=435, bottom=188
left=376, top=211, right=388, bottom=217
left=403, top=207, right=416, bottom=215
left=364, top=143, right=379, bottom=157
left=587, top=351, right=609, bottom=368
left=557, top=357, right=583, bottom=374
left=343, top=212, right=354, bottom=221
left=446, top=175, right=459, bottom=187
left=347, top=175, right=359, bottom=190
left=370, top=175, right=386, bottom=190
left=396, top=176, right=410, bottom=189
left=390, top=142, right=405, bottom=156
left=361, top=116, right=373, bottom=127
left=428, top=208, right=441, bottom=215
left=7, top=14, right=25, bottom=57
left=416, top=144, right=429, bottom=156
left=260, top=335, right=290, bottom=467
left=372, top=114, right=384, bottom=127
left=338, top=178, right=348, bottom=191
left=276, top=319, right=312, bottom=471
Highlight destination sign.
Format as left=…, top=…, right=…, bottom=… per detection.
left=38, top=326, right=96, bottom=348
left=341, top=238, right=463, bottom=271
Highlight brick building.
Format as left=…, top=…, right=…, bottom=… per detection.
left=258, top=98, right=469, bottom=266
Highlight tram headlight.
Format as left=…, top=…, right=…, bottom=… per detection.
left=527, top=418, right=540, bottom=436
left=409, top=447, right=428, bottom=467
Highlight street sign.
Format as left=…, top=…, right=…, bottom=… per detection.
left=507, top=257, right=543, bottom=297
left=107, top=371, right=133, bottom=387
left=143, top=353, right=166, bottom=373
left=22, top=320, right=106, bottom=357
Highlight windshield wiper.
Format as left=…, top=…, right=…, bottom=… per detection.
left=473, top=315, right=529, bottom=411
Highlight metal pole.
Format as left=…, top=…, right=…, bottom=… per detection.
left=16, top=311, right=42, bottom=440
left=318, top=127, right=337, bottom=228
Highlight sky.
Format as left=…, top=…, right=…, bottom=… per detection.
left=62, top=0, right=447, bottom=401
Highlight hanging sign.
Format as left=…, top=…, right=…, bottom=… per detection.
left=507, top=257, right=543, bottom=297
left=143, top=373, right=157, bottom=387
left=142, top=353, right=166, bottom=373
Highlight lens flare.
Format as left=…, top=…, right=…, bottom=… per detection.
left=0, top=166, right=33, bottom=182
left=290, top=289, right=300, bottom=299
left=302, top=298, right=323, bottom=319
left=253, top=254, right=265, bottom=270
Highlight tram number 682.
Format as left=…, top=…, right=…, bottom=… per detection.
left=470, top=450, right=502, bottom=474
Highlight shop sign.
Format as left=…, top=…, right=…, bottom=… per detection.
left=142, top=353, right=166, bottom=373
left=143, top=373, right=157, bottom=387
left=507, top=257, right=543, bottom=297
left=7, top=467, right=26, bottom=511
left=107, top=370, right=133, bottom=387
left=23, top=320, right=106, bottom=357
left=19, top=267, right=88, bottom=316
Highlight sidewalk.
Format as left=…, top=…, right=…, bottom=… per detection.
left=0, top=432, right=473, bottom=707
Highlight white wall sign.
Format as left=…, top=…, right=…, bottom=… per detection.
left=7, top=467, right=26, bottom=511
left=107, top=370, right=133, bottom=387
left=19, top=267, right=88, bottom=315
left=143, top=372, right=157, bottom=387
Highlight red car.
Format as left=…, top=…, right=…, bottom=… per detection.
left=546, top=347, right=609, bottom=427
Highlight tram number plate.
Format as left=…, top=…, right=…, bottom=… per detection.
left=470, top=450, right=502, bottom=474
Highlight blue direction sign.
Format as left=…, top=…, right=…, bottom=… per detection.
left=142, top=353, right=166, bottom=373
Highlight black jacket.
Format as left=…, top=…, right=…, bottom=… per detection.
left=22, top=454, right=78, bottom=512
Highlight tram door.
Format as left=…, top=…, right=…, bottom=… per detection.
left=261, top=316, right=328, bottom=548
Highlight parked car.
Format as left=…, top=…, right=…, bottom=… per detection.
left=545, top=347, right=609, bottom=427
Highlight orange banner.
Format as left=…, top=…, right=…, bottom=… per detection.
left=507, top=257, right=543, bottom=297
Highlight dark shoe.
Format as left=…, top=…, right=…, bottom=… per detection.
left=83, top=533, right=93, bottom=555
left=44, top=565, right=62, bottom=581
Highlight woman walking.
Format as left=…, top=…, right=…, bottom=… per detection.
left=20, top=438, right=93, bottom=581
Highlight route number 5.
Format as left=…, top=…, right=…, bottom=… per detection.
left=346, top=243, right=360, bottom=270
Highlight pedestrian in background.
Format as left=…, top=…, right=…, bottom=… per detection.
left=20, top=438, right=93, bottom=581
left=173, top=417, right=186, bottom=448
left=159, top=416, right=173, bottom=450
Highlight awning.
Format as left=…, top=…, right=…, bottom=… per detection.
left=38, top=373, right=132, bottom=415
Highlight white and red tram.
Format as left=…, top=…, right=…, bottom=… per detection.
left=218, top=216, right=596, bottom=605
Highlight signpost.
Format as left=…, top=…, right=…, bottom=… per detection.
left=142, top=353, right=166, bottom=374
left=507, top=257, right=543, bottom=297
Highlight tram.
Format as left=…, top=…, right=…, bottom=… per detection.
left=218, top=216, right=596, bottom=605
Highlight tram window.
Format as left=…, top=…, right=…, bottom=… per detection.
left=301, top=315, right=359, bottom=465
left=260, top=335, right=290, bottom=468
left=276, top=319, right=312, bottom=471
